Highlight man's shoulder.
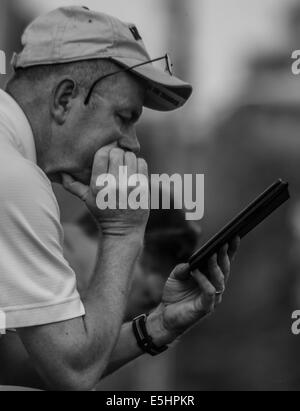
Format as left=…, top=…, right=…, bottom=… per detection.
left=0, top=151, right=49, bottom=189
left=0, top=144, right=57, bottom=212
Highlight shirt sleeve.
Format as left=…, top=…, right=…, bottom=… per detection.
left=0, top=151, right=85, bottom=329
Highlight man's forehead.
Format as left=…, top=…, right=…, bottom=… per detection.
left=107, top=71, right=146, bottom=110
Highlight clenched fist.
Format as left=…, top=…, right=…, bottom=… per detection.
left=62, top=145, right=150, bottom=237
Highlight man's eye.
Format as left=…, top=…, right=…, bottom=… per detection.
left=118, top=114, right=134, bottom=126
left=118, top=114, right=130, bottom=124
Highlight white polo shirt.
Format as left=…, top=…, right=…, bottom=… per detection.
left=0, top=90, right=85, bottom=329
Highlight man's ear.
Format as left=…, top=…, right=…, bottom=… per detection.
left=51, top=79, right=78, bottom=125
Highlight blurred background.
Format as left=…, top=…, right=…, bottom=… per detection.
left=1, top=0, right=300, bottom=391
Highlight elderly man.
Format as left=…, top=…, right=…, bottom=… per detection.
left=0, top=6, right=239, bottom=391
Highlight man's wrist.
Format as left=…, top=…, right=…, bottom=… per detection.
left=99, top=225, right=145, bottom=240
left=146, top=305, right=179, bottom=347
left=101, top=228, right=145, bottom=244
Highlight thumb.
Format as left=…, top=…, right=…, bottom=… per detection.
left=172, top=263, right=191, bottom=281
left=62, top=174, right=89, bottom=202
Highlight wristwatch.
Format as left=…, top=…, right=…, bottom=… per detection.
left=132, top=314, right=168, bottom=357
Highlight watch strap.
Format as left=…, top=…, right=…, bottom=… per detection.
left=132, top=314, right=168, bottom=357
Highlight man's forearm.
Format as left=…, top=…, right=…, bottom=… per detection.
left=19, top=231, right=144, bottom=390
left=81, top=232, right=144, bottom=373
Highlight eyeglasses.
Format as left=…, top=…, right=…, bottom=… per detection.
left=84, top=53, right=174, bottom=105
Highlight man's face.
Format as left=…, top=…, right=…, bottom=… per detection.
left=47, top=72, right=145, bottom=184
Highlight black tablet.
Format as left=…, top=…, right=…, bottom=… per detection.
left=189, top=180, right=290, bottom=272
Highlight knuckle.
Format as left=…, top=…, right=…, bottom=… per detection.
left=125, top=151, right=136, bottom=161
left=208, top=258, right=218, bottom=270
left=224, top=262, right=230, bottom=276
left=138, top=157, right=148, bottom=167
left=216, top=264, right=224, bottom=275
left=218, top=272, right=225, bottom=283
left=209, top=268, right=219, bottom=281
left=140, top=162, right=149, bottom=175
left=94, top=150, right=108, bottom=164
left=206, top=289, right=216, bottom=299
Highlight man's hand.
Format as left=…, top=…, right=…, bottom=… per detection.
left=147, top=237, right=240, bottom=344
left=62, top=145, right=150, bottom=237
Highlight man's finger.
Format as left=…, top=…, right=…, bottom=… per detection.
left=214, top=294, right=223, bottom=307
left=228, top=236, right=241, bottom=262
left=90, top=144, right=115, bottom=191
left=137, top=158, right=148, bottom=178
left=62, top=174, right=89, bottom=202
left=191, top=270, right=216, bottom=313
left=172, top=263, right=191, bottom=281
left=109, top=148, right=125, bottom=177
left=217, top=245, right=231, bottom=282
left=207, top=254, right=225, bottom=292
left=92, top=145, right=113, bottom=177
left=125, top=151, right=138, bottom=176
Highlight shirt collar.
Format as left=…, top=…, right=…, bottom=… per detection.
left=0, top=89, right=37, bottom=164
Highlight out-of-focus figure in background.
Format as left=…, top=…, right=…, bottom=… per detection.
left=64, top=209, right=200, bottom=323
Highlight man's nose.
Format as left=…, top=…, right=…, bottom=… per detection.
left=118, top=130, right=141, bottom=155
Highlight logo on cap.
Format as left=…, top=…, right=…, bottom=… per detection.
left=129, top=25, right=142, bottom=41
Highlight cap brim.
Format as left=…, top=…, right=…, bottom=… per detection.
left=111, top=57, right=193, bottom=112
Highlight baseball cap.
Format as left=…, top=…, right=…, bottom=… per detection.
left=11, top=6, right=193, bottom=111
